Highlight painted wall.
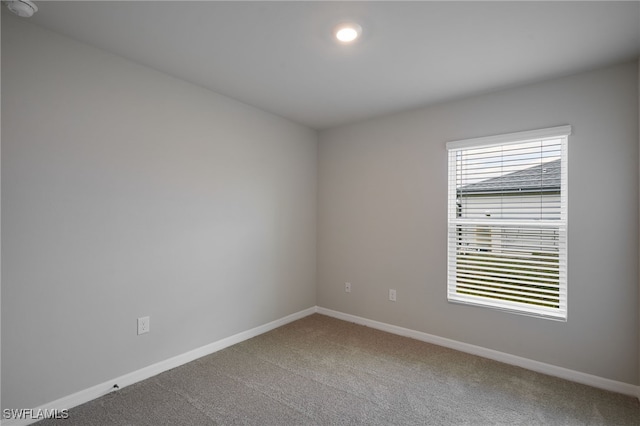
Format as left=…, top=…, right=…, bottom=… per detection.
left=318, top=61, right=639, bottom=385
left=1, top=15, right=317, bottom=409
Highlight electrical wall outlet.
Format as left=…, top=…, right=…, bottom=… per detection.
left=137, top=316, right=150, bottom=335
left=345, top=282, right=351, bottom=293
left=389, top=289, right=396, bottom=302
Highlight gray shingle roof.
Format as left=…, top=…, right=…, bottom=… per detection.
left=460, top=159, right=561, bottom=194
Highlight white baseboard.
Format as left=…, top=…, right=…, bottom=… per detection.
left=1, top=307, right=317, bottom=426
left=4, top=304, right=638, bottom=426
left=316, top=307, right=640, bottom=399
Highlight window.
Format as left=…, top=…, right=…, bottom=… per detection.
left=446, top=126, right=570, bottom=320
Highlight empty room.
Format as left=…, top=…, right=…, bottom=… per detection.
left=2, top=1, right=640, bottom=424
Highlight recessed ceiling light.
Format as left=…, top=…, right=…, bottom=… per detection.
left=4, top=0, right=38, bottom=18
left=333, top=22, right=362, bottom=44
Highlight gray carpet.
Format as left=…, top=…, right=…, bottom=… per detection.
left=38, top=314, right=639, bottom=425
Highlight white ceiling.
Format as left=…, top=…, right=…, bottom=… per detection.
left=23, top=1, right=640, bottom=130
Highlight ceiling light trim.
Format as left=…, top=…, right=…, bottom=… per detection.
left=4, top=0, right=38, bottom=18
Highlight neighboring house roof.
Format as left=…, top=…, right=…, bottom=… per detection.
left=460, top=159, right=561, bottom=195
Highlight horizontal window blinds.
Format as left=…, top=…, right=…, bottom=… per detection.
left=447, top=126, right=569, bottom=320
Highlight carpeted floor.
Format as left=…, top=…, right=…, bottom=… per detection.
left=38, top=314, right=639, bottom=425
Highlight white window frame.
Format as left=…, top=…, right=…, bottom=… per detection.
left=446, top=125, right=570, bottom=321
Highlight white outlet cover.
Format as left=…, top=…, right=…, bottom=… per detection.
left=137, top=316, right=150, bottom=335
left=389, top=289, right=396, bottom=301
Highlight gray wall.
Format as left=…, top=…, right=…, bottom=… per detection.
left=318, top=61, right=639, bottom=385
left=2, top=8, right=639, bottom=412
left=2, top=15, right=317, bottom=409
